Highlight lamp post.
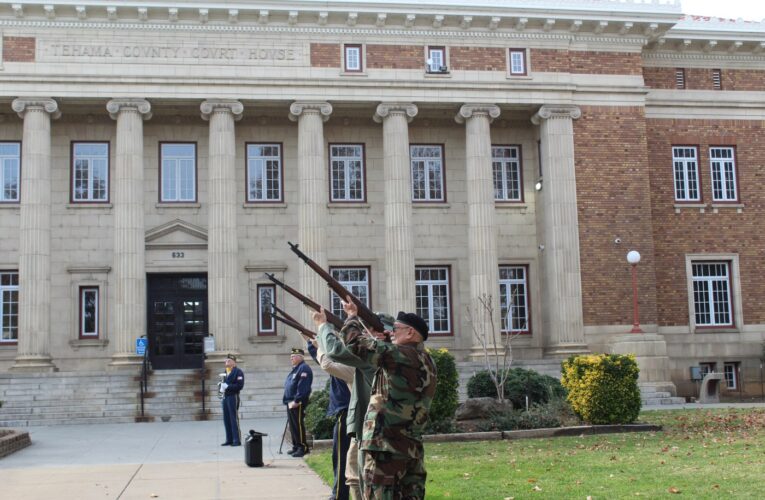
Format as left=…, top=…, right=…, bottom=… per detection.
left=627, top=250, right=643, bottom=333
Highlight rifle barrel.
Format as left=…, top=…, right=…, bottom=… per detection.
left=264, top=273, right=344, bottom=329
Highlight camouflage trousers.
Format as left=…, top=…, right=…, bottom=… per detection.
left=362, top=450, right=426, bottom=500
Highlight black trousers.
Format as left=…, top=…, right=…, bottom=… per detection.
left=331, top=409, right=351, bottom=500
left=287, top=402, right=308, bottom=451
left=222, top=394, right=241, bottom=445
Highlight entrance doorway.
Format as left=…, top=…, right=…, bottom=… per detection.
left=147, top=273, right=208, bottom=370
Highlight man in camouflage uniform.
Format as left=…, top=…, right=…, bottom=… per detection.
left=340, top=298, right=437, bottom=500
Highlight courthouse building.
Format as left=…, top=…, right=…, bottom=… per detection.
left=1, top=0, right=765, bottom=423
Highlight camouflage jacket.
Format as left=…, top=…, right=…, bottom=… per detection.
left=342, top=318, right=438, bottom=459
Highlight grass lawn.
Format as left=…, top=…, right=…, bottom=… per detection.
left=305, top=408, right=765, bottom=499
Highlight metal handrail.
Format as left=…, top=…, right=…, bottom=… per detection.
left=140, top=337, right=149, bottom=418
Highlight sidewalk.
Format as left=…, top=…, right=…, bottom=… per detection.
left=0, top=417, right=330, bottom=500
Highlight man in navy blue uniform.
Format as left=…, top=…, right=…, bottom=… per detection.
left=283, top=347, right=313, bottom=458
left=220, top=354, right=245, bottom=446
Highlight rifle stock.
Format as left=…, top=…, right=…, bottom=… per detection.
left=264, top=273, right=344, bottom=330
left=288, top=241, right=386, bottom=332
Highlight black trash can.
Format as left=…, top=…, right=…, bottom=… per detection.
left=245, top=429, right=267, bottom=467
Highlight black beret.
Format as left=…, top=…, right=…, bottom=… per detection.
left=291, top=348, right=305, bottom=356
left=396, top=311, right=429, bottom=341
left=226, top=354, right=237, bottom=362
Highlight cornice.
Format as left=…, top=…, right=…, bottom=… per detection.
left=643, top=51, right=765, bottom=64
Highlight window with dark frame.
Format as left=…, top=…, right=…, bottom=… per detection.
left=415, top=266, right=451, bottom=335
left=329, top=267, right=370, bottom=321
left=160, top=143, right=196, bottom=202
left=330, top=144, right=365, bottom=202
left=72, top=142, right=109, bottom=202
left=709, top=146, right=738, bottom=202
left=675, top=68, right=686, bottom=89
left=426, top=46, right=447, bottom=73
left=723, top=362, right=739, bottom=389
left=712, top=69, right=722, bottom=90
left=1, top=271, right=19, bottom=343
left=699, top=362, right=717, bottom=376
left=499, top=265, right=530, bottom=334
left=672, top=146, right=700, bottom=201
left=344, top=44, right=363, bottom=72
left=0, top=142, right=21, bottom=203
left=79, top=286, right=99, bottom=338
left=692, top=261, right=733, bottom=328
left=410, top=145, right=445, bottom=202
left=257, top=284, right=276, bottom=335
left=509, top=49, right=527, bottom=75
left=247, top=143, right=283, bottom=202
left=492, top=146, right=523, bottom=201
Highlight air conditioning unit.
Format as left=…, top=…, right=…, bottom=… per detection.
left=427, top=65, right=449, bottom=74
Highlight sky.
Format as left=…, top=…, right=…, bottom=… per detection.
left=681, top=0, right=765, bottom=21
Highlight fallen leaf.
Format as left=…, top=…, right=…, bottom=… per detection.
left=527, top=478, right=537, bottom=483
left=532, top=485, right=542, bottom=492
left=668, top=487, right=681, bottom=494
left=712, top=485, right=720, bottom=490
left=150, top=495, right=159, bottom=499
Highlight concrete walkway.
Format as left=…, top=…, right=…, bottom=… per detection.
left=0, top=417, right=330, bottom=500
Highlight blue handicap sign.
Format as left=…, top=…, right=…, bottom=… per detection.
left=136, top=338, right=148, bottom=356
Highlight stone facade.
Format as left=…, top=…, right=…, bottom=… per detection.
left=1, top=1, right=764, bottom=400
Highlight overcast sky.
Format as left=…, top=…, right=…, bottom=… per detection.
left=681, top=0, right=765, bottom=21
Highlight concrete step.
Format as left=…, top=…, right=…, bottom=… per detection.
left=642, top=396, right=686, bottom=405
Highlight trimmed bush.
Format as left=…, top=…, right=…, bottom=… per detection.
left=561, top=353, right=641, bottom=425
left=466, top=367, right=566, bottom=408
left=425, top=348, right=459, bottom=433
left=305, top=388, right=334, bottom=440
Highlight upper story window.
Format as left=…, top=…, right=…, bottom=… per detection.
left=1, top=271, right=19, bottom=343
left=344, top=44, right=363, bottom=72
left=410, top=145, right=445, bottom=202
left=712, top=69, right=722, bottom=90
left=492, top=145, right=523, bottom=201
left=329, top=267, right=370, bottom=321
left=499, top=265, right=530, bottom=334
left=675, top=68, right=686, bottom=89
left=257, top=284, right=276, bottom=335
left=508, top=49, right=527, bottom=76
left=0, top=142, right=21, bottom=203
left=247, top=143, right=283, bottom=202
left=692, top=261, right=733, bottom=328
left=415, top=266, right=451, bottom=335
left=160, top=143, right=196, bottom=202
left=672, top=146, right=700, bottom=202
left=79, top=286, right=99, bottom=339
left=72, top=142, right=109, bottom=203
left=709, top=147, right=738, bottom=202
left=426, top=46, right=447, bottom=73
left=330, top=144, right=366, bottom=202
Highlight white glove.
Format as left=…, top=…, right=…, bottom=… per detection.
left=219, top=382, right=228, bottom=393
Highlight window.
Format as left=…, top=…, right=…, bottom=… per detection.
left=723, top=362, right=739, bottom=390
left=247, top=143, right=283, bottom=202
left=160, top=143, right=196, bottom=202
left=257, top=285, right=276, bottom=335
left=330, top=144, right=365, bottom=202
left=344, top=44, right=363, bottom=72
left=499, top=265, right=530, bottom=334
left=509, top=49, right=527, bottom=76
left=709, top=147, right=738, bottom=202
left=1, top=271, right=19, bottom=343
left=330, top=267, right=370, bottom=321
left=712, top=69, right=722, bottom=90
left=699, top=362, right=717, bottom=376
left=426, top=46, right=447, bottom=73
left=692, top=262, right=733, bottom=327
left=410, top=145, right=445, bottom=202
left=675, top=68, right=686, bottom=89
left=0, top=142, right=21, bottom=203
left=79, top=286, right=99, bottom=338
left=71, top=142, right=109, bottom=202
left=672, top=146, right=700, bottom=201
left=415, top=266, right=451, bottom=335
left=492, top=146, right=523, bottom=201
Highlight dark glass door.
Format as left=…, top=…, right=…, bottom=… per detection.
left=147, top=274, right=208, bottom=370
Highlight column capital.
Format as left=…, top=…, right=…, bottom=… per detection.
left=11, top=97, right=61, bottom=120
left=200, top=99, right=244, bottom=121
left=455, top=104, right=500, bottom=124
left=531, top=105, right=581, bottom=125
left=106, top=98, right=152, bottom=120
left=289, top=101, right=332, bottom=122
left=373, top=102, right=418, bottom=123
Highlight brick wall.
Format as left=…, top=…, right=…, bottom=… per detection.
left=647, top=118, right=765, bottom=326
left=574, top=106, right=658, bottom=327
left=532, top=49, right=642, bottom=74
left=643, top=66, right=765, bottom=91
left=366, top=44, right=422, bottom=69
left=450, top=46, right=506, bottom=71
left=310, top=43, right=340, bottom=68
left=3, top=36, right=35, bottom=62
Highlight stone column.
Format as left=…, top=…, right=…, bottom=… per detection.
left=373, top=103, right=417, bottom=314
left=201, top=100, right=243, bottom=358
left=107, top=99, right=152, bottom=368
left=10, top=98, right=60, bottom=371
left=456, top=105, right=502, bottom=355
left=289, top=102, right=332, bottom=327
left=531, top=105, right=588, bottom=355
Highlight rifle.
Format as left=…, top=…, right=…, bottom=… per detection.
left=264, top=273, right=344, bottom=330
left=288, top=242, right=386, bottom=332
left=269, top=310, right=316, bottom=339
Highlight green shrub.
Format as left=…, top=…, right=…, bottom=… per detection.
left=561, top=353, right=641, bottom=425
left=305, top=388, right=334, bottom=440
left=466, top=367, right=566, bottom=408
left=477, top=399, right=577, bottom=431
left=425, top=348, right=459, bottom=434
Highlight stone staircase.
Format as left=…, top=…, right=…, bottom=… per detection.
left=639, top=383, right=686, bottom=406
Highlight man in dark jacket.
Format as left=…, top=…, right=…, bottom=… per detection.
left=283, top=347, right=313, bottom=458
left=220, top=354, right=245, bottom=446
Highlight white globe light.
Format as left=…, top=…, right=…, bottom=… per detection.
left=627, top=250, right=641, bottom=265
